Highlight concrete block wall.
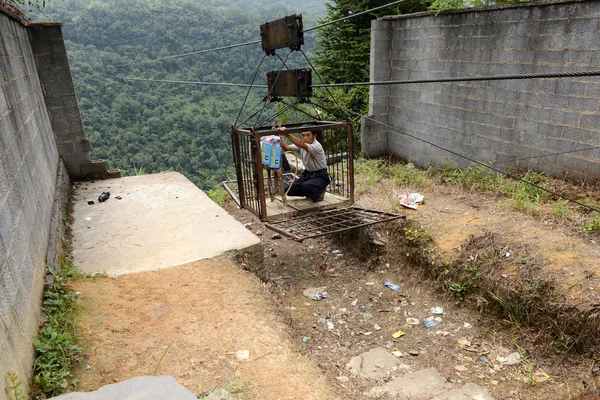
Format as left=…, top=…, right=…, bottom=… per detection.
left=364, top=0, right=600, bottom=183
left=0, top=10, right=69, bottom=398
left=28, top=21, right=119, bottom=181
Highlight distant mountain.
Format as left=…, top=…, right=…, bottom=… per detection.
left=30, top=0, right=328, bottom=189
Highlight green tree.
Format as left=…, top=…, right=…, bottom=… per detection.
left=314, top=0, right=431, bottom=85
left=429, top=0, right=530, bottom=12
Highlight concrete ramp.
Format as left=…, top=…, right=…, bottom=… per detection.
left=71, top=172, right=260, bottom=276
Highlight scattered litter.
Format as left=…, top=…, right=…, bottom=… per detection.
left=332, top=249, right=342, bottom=254
left=271, top=234, right=282, bottom=239
left=327, top=321, right=335, bottom=331
left=436, top=331, right=450, bottom=336
left=336, top=376, right=349, bottom=382
left=302, top=336, right=310, bottom=343
left=393, top=307, right=402, bottom=313
left=501, top=274, right=509, bottom=279
left=98, top=191, right=110, bottom=202
left=87, top=200, right=94, bottom=205
left=391, top=351, right=404, bottom=357
left=374, top=324, right=382, bottom=331
left=392, top=330, right=406, bottom=338
left=423, top=319, right=438, bottom=328
left=383, top=281, right=400, bottom=292
left=365, top=281, right=375, bottom=286
left=85, top=365, right=91, bottom=370
left=235, top=350, right=249, bottom=361
left=243, top=222, right=252, bottom=227
left=430, top=306, right=444, bottom=315
left=458, top=338, right=472, bottom=348
left=351, top=299, right=358, bottom=306
left=505, top=252, right=511, bottom=257
left=406, top=317, right=420, bottom=325
left=85, top=217, right=91, bottom=221
left=363, top=331, right=373, bottom=336
left=490, top=380, right=499, bottom=386
left=303, top=287, right=327, bottom=301
left=115, top=196, right=122, bottom=200
left=408, top=350, right=419, bottom=356
left=363, top=312, right=373, bottom=319
left=361, top=305, right=367, bottom=312
left=463, top=322, right=472, bottom=329
left=480, top=355, right=490, bottom=363
left=533, top=369, right=550, bottom=383
left=398, top=192, right=424, bottom=209
left=496, top=352, right=521, bottom=365
left=454, top=365, right=468, bottom=372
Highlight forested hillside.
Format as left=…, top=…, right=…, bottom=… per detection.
left=31, top=0, right=327, bottom=189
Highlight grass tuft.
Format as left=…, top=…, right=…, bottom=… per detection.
left=33, top=256, right=83, bottom=396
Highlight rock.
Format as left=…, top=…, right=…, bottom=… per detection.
left=366, top=368, right=450, bottom=399
left=48, top=375, right=198, bottom=400
left=346, top=347, right=402, bottom=379
left=204, top=389, right=235, bottom=400
left=432, top=382, right=495, bottom=400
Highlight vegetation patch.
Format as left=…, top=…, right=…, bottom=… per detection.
left=384, top=221, right=600, bottom=352
left=32, top=255, right=83, bottom=396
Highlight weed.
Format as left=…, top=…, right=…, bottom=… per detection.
left=197, top=379, right=251, bottom=398
left=133, top=162, right=147, bottom=176
left=551, top=199, right=571, bottom=217
left=488, top=292, right=526, bottom=323
left=580, top=212, right=600, bottom=234
left=354, top=159, right=386, bottom=188
left=389, top=162, right=428, bottom=188
left=5, top=371, right=26, bottom=400
left=403, top=225, right=433, bottom=246
left=33, top=256, right=82, bottom=396
left=147, top=343, right=172, bottom=375
left=449, top=283, right=468, bottom=303
left=516, top=345, right=538, bottom=386
left=207, top=186, right=228, bottom=206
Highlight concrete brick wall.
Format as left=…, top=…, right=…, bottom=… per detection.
left=0, top=11, right=67, bottom=398
left=29, top=21, right=119, bottom=180
left=364, top=0, right=600, bottom=183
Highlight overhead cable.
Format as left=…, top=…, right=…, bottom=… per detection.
left=104, top=75, right=267, bottom=88
left=493, top=146, right=600, bottom=166
left=111, top=40, right=261, bottom=67
left=305, top=0, right=408, bottom=32
left=311, top=96, right=600, bottom=214
left=110, top=0, right=407, bottom=67
left=314, top=69, right=600, bottom=87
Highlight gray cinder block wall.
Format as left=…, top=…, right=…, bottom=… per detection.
left=1, top=7, right=118, bottom=398
left=363, top=0, right=600, bottom=184
left=0, top=11, right=65, bottom=398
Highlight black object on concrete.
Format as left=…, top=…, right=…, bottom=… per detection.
left=98, top=192, right=110, bottom=202
left=87, top=200, right=95, bottom=205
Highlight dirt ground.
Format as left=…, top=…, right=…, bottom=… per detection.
left=70, top=175, right=600, bottom=399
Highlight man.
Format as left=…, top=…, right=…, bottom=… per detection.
left=280, top=128, right=330, bottom=202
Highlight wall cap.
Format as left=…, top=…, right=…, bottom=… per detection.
left=379, top=0, right=590, bottom=21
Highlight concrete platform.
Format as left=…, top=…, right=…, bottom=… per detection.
left=71, top=172, right=261, bottom=276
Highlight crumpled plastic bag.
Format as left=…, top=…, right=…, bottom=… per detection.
left=399, top=192, right=424, bottom=209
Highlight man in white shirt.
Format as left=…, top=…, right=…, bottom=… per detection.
left=280, top=129, right=329, bottom=202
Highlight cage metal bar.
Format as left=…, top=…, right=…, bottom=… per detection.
left=265, top=207, right=404, bottom=242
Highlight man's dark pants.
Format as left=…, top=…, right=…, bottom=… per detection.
left=286, top=169, right=330, bottom=202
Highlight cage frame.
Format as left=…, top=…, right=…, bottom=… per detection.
left=231, top=120, right=354, bottom=222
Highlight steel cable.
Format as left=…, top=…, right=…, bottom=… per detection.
left=314, top=69, right=600, bottom=88
left=311, top=95, right=600, bottom=214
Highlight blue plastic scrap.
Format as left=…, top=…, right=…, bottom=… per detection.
left=383, top=281, right=400, bottom=292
